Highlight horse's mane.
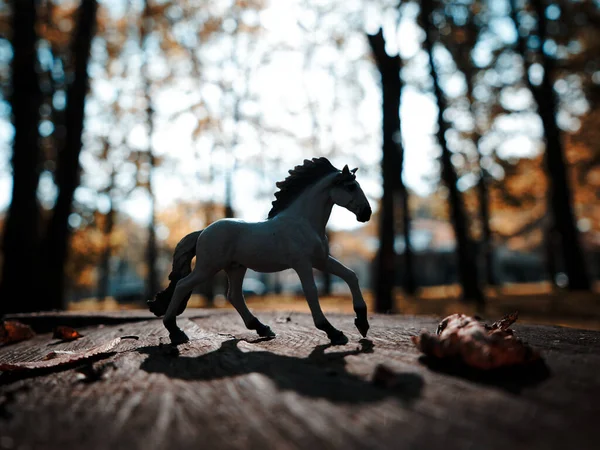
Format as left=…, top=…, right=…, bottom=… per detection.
left=268, top=157, right=339, bottom=219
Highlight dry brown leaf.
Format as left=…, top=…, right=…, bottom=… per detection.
left=489, top=311, right=519, bottom=331
left=412, top=312, right=541, bottom=370
left=0, top=321, right=36, bottom=345
left=52, top=325, right=83, bottom=341
left=0, top=338, right=121, bottom=371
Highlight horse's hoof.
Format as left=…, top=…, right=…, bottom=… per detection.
left=328, top=330, right=348, bottom=346
left=354, top=317, right=370, bottom=337
left=247, top=318, right=275, bottom=338
left=169, top=328, right=189, bottom=345
left=257, top=325, right=276, bottom=338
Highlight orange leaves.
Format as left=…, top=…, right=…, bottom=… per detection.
left=0, top=321, right=36, bottom=346
left=1, top=321, right=84, bottom=347
left=200, top=17, right=223, bottom=40
left=53, top=326, right=84, bottom=341
left=412, top=312, right=541, bottom=370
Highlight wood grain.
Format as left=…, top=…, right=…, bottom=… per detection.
left=0, top=310, right=598, bottom=450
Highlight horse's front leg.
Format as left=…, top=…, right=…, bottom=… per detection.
left=294, top=263, right=348, bottom=345
left=316, top=256, right=370, bottom=337
left=226, top=266, right=275, bottom=338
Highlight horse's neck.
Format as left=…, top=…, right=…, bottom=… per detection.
left=281, top=182, right=333, bottom=236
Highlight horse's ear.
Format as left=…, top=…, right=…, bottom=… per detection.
left=342, top=165, right=350, bottom=174
left=351, top=168, right=358, bottom=174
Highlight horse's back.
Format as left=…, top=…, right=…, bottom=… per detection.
left=195, top=218, right=295, bottom=273
left=197, top=218, right=249, bottom=252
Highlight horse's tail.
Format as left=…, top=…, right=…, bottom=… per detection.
left=147, top=230, right=202, bottom=317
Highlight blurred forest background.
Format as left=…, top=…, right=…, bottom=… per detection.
left=0, top=0, right=599, bottom=329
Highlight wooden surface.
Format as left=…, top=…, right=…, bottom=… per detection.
left=1, top=309, right=599, bottom=450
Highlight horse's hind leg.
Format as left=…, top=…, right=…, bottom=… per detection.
left=163, top=268, right=210, bottom=344
left=226, top=266, right=275, bottom=338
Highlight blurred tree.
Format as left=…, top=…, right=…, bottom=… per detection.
left=141, top=0, right=159, bottom=300
left=67, top=212, right=105, bottom=299
left=368, top=28, right=416, bottom=313
left=548, top=1, right=600, bottom=189
left=421, top=0, right=484, bottom=304
left=509, top=0, right=591, bottom=290
left=37, top=0, right=75, bottom=177
left=441, top=0, right=496, bottom=286
left=96, top=160, right=116, bottom=302
left=490, top=155, right=547, bottom=240
left=40, top=0, right=99, bottom=310
left=88, top=1, right=134, bottom=302
left=0, top=0, right=43, bottom=315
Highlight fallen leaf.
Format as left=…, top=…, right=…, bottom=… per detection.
left=0, top=321, right=35, bottom=345
left=53, top=326, right=83, bottom=341
left=412, top=312, right=541, bottom=370
left=489, top=311, right=519, bottom=331
left=0, top=338, right=121, bottom=371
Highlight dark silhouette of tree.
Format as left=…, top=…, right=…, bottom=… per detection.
left=368, top=28, right=416, bottom=313
left=40, top=0, right=99, bottom=310
left=421, top=0, right=484, bottom=305
left=141, top=0, right=159, bottom=300
left=96, top=161, right=116, bottom=302
left=0, top=0, right=43, bottom=315
left=442, top=3, right=496, bottom=286
left=509, top=0, right=590, bottom=290
left=38, top=0, right=70, bottom=176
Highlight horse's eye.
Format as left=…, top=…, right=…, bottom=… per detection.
left=347, top=184, right=357, bottom=192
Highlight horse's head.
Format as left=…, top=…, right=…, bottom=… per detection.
left=330, top=165, right=372, bottom=223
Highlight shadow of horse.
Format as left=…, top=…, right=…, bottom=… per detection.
left=138, top=338, right=423, bottom=405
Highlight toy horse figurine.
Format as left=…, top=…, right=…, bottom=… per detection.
left=148, top=157, right=372, bottom=345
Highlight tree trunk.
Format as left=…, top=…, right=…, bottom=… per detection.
left=367, top=29, right=403, bottom=312
left=421, top=0, right=484, bottom=305
left=0, top=0, right=43, bottom=315
left=145, top=153, right=159, bottom=301
left=477, top=167, right=496, bottom=286
left=466, top=76, right=496, bottom=287
left=510, top=0, right=590, bottom=290
left=443, top=7, right=496, bottom=288
left=543, top=219, right=558, bottom=287
left=533, top=0, right=590, bottom=290
left=38, top=0, right=98, bottom=310
left=224, top=170, right=235, bottom=219
left=97, top=203, right=115, bottom=302
left=398, top=186, right=416, bottom=296
left=97, top=168, right=116, bottom=302
left=142, top=0, right=159, bottom=301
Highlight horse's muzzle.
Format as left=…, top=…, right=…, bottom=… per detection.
left=357, top=206, right=372, bottom=223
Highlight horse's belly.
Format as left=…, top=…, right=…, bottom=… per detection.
left=244, top=261, right=290, bottom=273
left=236, top=245, right=291, bottom=272
left=219, top=219, right=319, bottom=273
